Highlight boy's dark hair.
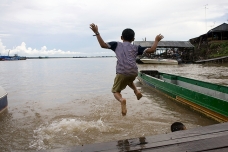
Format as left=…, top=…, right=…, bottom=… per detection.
left=122, top=28, right=135, bottom=41
left=171, top=122, right=186, bottom=132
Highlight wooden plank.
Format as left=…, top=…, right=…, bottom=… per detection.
left=194, top=56, right=228, bottom=63
left=136, top=122, right=228, bottom=146
left=206, top=148, right=228, bottom=152
left=144, top=134, right=228, bottom=152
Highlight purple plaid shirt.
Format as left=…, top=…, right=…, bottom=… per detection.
left=107, top=41, right=145, bottom=76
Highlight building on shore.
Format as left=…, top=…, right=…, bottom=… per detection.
left=189, top=23, right=228, bottom=62
left=189, top=23, right=228, bottom=49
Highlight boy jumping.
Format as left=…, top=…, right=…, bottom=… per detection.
left=90, top=23, right=163, bottom=116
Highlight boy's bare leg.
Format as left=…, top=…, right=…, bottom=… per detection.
left=128, top=82, right=142, bottom=100
left=113, top=92, right=127, bottom=116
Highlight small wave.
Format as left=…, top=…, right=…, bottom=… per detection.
left=29, top=118, right=118, bottom=151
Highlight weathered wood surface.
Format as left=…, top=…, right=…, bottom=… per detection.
left=195, top=55, right=228, bottom=63
left=46, top=122, right=228, bottom=152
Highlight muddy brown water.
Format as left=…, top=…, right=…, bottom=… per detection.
left=0, top=58, right=227, bottom=151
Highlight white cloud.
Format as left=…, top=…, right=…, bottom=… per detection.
left=0, top=39, right=82, bottom=57
left=0, top=39, right=6, bottom=52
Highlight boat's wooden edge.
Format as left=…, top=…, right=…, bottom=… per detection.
left=0, top=93, right=8, bottom=99
left=176, top=96, right=228, bottom=122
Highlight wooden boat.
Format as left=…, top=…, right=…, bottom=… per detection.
left=0, top=54, right=26, bottom=61
left=0, top=55, right=19, bottom=61
left=140, top=58, right=179, bottom=65
left=137, top=70, right=228, bottom=122
left=0, top=86, right=8, bottom=113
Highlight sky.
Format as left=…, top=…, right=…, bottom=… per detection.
left=0, top=0, right=228, bottom=57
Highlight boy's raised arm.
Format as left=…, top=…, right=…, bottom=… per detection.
left=145, top=34, right=164, bottom=53
left=90, top=23, right=109, bottom=48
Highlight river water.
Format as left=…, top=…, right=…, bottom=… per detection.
left=0, top=58, right=227, bottom=151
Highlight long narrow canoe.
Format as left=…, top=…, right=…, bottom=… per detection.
left=137, top=70, right=228, bottom=122
left=0, top=86, right=8, bottom=113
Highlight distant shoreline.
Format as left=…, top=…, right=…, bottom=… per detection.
left=26, top=56, right=115, bottom=59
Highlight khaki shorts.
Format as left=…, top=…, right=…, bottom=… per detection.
left=112, top=74, right=137, bottom=93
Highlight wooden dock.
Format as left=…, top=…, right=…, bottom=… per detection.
left=195, top=56, right=228, bottom=64
left=48, top=122, right=228, bottom=152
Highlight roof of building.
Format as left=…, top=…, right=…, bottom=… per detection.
left=134, top=41, right=194, bottom=48
left=189, top=23, right=228, bottom=41
left=207, top=23, right=228, bottom=33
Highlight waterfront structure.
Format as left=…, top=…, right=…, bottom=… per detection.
left=190, top=23, right=228, bottom=47
left=134, top=41, right=195, bottom=63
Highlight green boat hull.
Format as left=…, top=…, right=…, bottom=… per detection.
left=138, top=70, right=228, bottom=122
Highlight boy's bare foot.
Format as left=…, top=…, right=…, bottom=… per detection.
left=135, top=91, right=142, bottom=100
left=120, top=98, right=127, bottom=116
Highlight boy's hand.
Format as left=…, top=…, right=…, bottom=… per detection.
left=145, top=34, right=164, bottom=53
left=90, top=23, right=99, bottom=34
left=89, top=23, right=108, bottom=48
left=155, top=34, right=164, bottom=42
